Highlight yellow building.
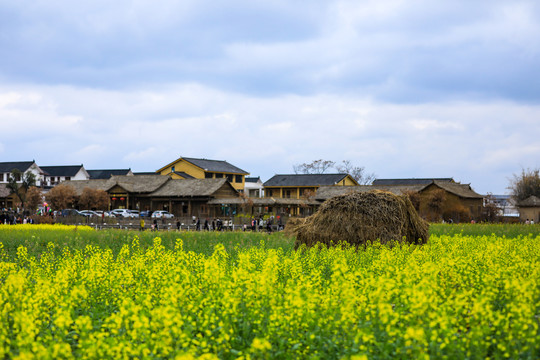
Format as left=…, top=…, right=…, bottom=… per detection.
left=263, top=173, right=359, bottom=216
left=156, top=157, right=249, bottom=191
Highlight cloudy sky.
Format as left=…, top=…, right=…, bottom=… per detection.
left=1, top=0, right=539, bottom=194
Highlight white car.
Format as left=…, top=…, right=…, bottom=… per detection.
left=151, top=210, right=174, bottom=219
left=79, top=210, right=101, bottom=217
left=110, top=209, right=133, bottom=218
left=128, top=210, right=140, bottom=218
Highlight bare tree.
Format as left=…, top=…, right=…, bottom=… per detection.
left=7, top=169, right=37, bottom=210
left=293, top=159, right=335, bottom=174
left=293, top=159, right=375, bottom=184
left=78, top=188, right=109, bottom=210
left=509, top=168, right=540, bottom=202
left=335, top=160, right=376, bottom=185
left=25, top=186, right=43, bottom=212
left=45, top=184, right=77, bottom=210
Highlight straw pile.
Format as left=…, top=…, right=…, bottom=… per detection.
left=287, top=190, right=429, bottom=249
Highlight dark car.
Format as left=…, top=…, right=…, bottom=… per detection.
left=61, top=209, right=83, bottom=217
left=140, top=210, right=153, bottom=217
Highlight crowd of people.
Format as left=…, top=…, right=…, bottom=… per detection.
left=0, top=210, right=35, bottom=225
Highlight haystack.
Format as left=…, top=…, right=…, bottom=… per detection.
left=287, top=190, right=429, bottom=249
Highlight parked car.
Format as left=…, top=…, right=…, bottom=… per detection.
left=110, top=209, right=133, bottom=218
left=79, top=210, right=101, bottom=217
left=151, top=210, right=174, bottom=219
left=103, top=211, right=116, bottom=218
left=128, top=210, right=140, bottom=218
left=61, top=209, right=83, bottom=217
left=140, top=210, right=153, bottom=217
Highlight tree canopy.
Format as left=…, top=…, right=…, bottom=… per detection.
left=509, top=168, right=540, bottom=202
left=7, top=169, right=37, bottom=210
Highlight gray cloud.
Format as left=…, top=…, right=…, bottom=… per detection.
left=1, top=1, right=539, bottom=102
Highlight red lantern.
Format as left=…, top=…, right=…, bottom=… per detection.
left=112, top=197, right=117, bottom=201
left=120, top=197, right=125, bottom=201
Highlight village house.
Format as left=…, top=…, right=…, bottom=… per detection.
left=244, top=177, right=264, bottom=198
left=40, top=165, right=90, bottom=188
left=263, top=173, right=359, bottom=216
left=0, top=161, right=44, bottom=209
left=155, top=157, right=249, bottom=192
left=0, top=161, right=43, bottom=186
left=517, top=195, right=540, bottom=223
left=64, top=174, right=239, bottom=219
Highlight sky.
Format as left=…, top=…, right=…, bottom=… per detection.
left=1, top=0, right=539, bottom=195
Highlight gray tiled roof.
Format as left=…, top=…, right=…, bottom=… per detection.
left=373, top=178, right=454, bottom=186
left=245, top=176, right=261, bottom=183
left=182, top=157, right=249, bottom=175
left=264, top=174, right=350, bottom=187
left=173, top=172, right=195, bottom=179
left=41, top=165, right=83, bottom=177
left=87, top=169, right=131, bottom=179
left=0, top=161, right=34, bottom=173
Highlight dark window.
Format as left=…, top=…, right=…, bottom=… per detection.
left=284, top=190, right=291, bottom=198
left=226, top=174, right=233, bottom=182
left=205, top=172, right=213, bottom=179
left=16, top=173, right=21, bottom=181
left=65, top=177, right=71, bottom=181
left=267, top=189, right=273, bottom=197
left=171, top=166, right=175, bottom=172
left=235, top=175, right=242, bottom=183
left=215, top=173, right=223, bottom=178
left=0, top=173, right=3, bottom=181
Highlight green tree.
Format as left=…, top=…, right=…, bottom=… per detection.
left=7, top=169, right=37, bottom=210
left=509, top=168, right=540, bottom=202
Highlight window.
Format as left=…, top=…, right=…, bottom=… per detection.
left=235, top=175, right=242, bottom=183
left=226, top=174, right=233, bottom=182
left=267, top=189, right=273, bottom=197
left=65, top=177, right=71, bottom=181
left=171, top=166, right=175, bottom=172
left=0, top=173, right=3, bottom=181
left=215, top=173, right=223, bottom=179
left=205, top=172, right=213, bottom=179
left=284, top=190, right=291, bottom=198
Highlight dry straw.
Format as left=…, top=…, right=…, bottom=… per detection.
left=287, top=190, right=429, bottom=249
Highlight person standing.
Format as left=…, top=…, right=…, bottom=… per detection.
left=140, top=218, right=145, bottom=231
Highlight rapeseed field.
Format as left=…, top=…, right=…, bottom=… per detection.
left=0, top=225, right=539, bottom=359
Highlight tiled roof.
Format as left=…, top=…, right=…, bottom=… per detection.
left=41, top=165, right=83, bottom=177
left=87, top=169, right=131, bottom=179
left=264, top=174, right=350, bottom=187
left=150, top=179, right=235, bottom=197
left=0, top=161, right=35, bottom=173
left=315, top=185, right=426, bottom=200
left=518, top=195, right=540, bottom=207
left=173, top=172, right=195, bottom=179
left=431, top=181, right=483, bottom=199
left=245, top=177, right=261, bottom=183
left=373, top=178, right=454, bottom=186
left=109, top=175, right=169, bottom=193
left=182, top=157, right=249, bottom=175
